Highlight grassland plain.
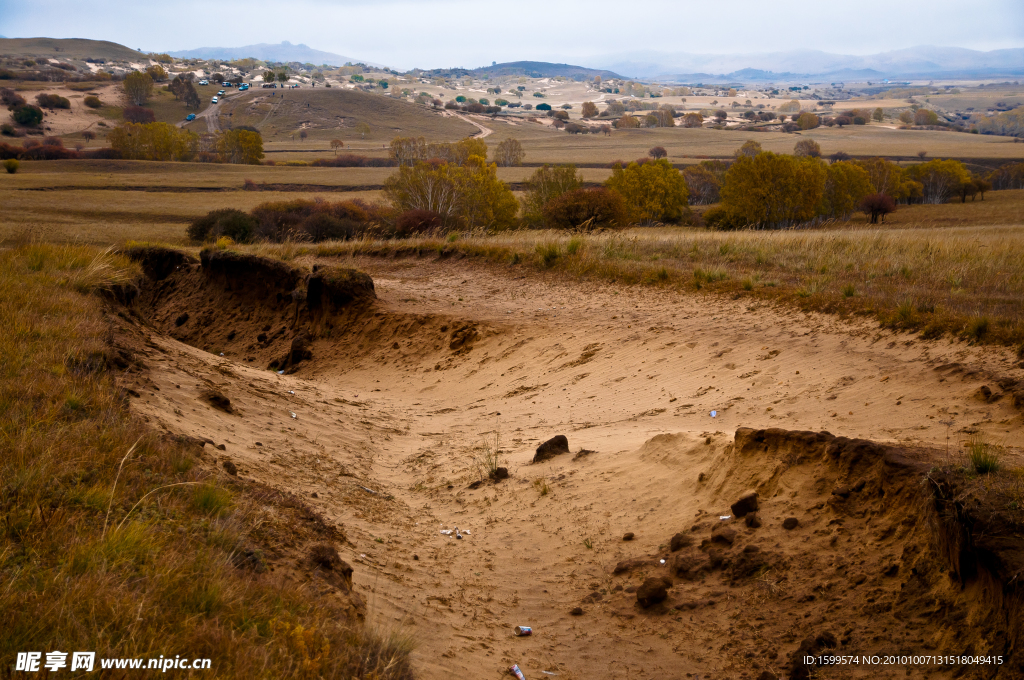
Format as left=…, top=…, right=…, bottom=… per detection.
left=3, top=158, right=1023, bottom=346
left=0, top=242, right=414, bottom=678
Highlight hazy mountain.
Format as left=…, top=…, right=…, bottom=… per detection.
left=167, top=41, right=381, bottom=67
left=595, top=46, right=1024, bottom=80
left=420, top=61, right=621, bottom=81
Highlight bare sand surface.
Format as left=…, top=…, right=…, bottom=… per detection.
left=124, top=255, right=1024, bottom=679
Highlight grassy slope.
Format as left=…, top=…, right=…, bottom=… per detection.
left=0, top=243, right=413, bottom=678
left=0, top=37, right=146, bottom=61
left=214, top=88, right=477, bottom=143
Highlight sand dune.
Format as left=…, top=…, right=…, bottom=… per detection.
left=121, top=252, right=1024, bottom=679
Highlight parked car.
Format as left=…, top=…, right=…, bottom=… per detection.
left=211, top=97, right=218, bottom=103
left=198, top=79, right=209, bottom=85
left=185, top=113, right=196, bottom=121
left=218, top=90, right=225, bottom=95
left=222, top=81, right=231, bottom=87
left=262, top=83, right=277, bottom=88
left=238, top=83, right=249, bottom=91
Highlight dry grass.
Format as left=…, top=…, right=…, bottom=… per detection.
left=233, top=195, right=1024, bottom=347
left=0, top=243, right=413, bottom=678
left=214, top=88, right=477, bottom=143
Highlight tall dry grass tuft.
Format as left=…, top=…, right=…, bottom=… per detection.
left=0, top=244, right=413, bottom=678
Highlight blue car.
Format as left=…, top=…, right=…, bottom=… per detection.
left=186, top=113, right=196, bottom=121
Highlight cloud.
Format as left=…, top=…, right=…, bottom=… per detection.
left=1, top=0, right=1021, bottom=70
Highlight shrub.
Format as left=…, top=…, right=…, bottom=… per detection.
left=794, top=139, right=821, bottom=158
left=0, top=123, right=16, bottom=136
left=35, top=93, right=71, bottom=109
left=796, top=112, right=820, bottom=130
left=13, top=105, right=44, bottom=127
left=123, top=105, right=156, bottom=124
left=605, top=158, right=690, bottom=225
left=542, top=187, right=627, bottom=230
left=311, top=154, right=371, bottom=167
left=648, top=146, right=667, bottom=159
left=521, top=164, right=583, bottom=225
left=536, top=103, right=552, bottom=111
left=859, top=193, right=896, bottom=224
left=250, top=199, right=373, bottom=242
left=187, top=208, right=257, bottom=243
left=702, top=205, right=747, bottom=230
left=683, top=165, right=721, bottom=205
left=1, top=88, right=27, bottom=109
left=3, top=158, right=18, bottom=174
left=298, top=213, right=356, bottom=242
left=18, top=144, right=78, bottom=160
left=395, top=208, right=444, bottom=237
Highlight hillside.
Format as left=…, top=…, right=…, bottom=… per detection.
left=214, top=87, right=476, bottom=143
left=422, top=61, right=621, bottom=81
left=0, top=37, right=147, bottom=61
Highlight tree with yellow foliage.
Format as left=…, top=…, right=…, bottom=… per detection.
left=819, top=161, right=872, bottom=219
left=605, top=158, right=689, bottom=225
left=796, top=112, right=820, bottom=130
left=108, top=122, right=198, bottom=161
left=616, top=114, right=639, bottom=129
left=384, top=156, right=518, bottom=230
left=493, top=138, right=524, bottom=167
left=903, top=159, right=972, bottom=204
left=217, top=129, right=264, bottom=165
left=854, top=157, right=924, bottom=203
left=718, top=152, right=826, bottom=228
left=580, top=101, right=599, bottom=118
left=122, top=71, right=154, bottom=106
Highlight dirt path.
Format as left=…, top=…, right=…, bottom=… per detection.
left=127, top=256, right=1024, bottom=680
left=449, top=110, right=493, bottom=138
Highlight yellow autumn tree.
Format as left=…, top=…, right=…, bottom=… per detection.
left=903, top=159, right=972, bottom=204
left=580, top=101, right=599, bottom=118
left=108, top=122, right=198, bottom=161
left=718, top=152, right=826, bottom=228
left=217, top=129, right=264, bottom=165
left=383, top=156, right=518, bottom=230
left=605, top=158, right=690, bottom=225
left=819, top=161, right=872, bottom=219
left=616, top=113, right=639, bottom=129
left=855, top=157, right=926, bottom=202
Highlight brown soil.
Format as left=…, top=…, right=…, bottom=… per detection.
left=115, top=249, right=1024, bottom=680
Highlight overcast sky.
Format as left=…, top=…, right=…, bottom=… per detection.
left=2, top=0, right=1022, bottom=70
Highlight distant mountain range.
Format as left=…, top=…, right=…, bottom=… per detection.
left=420, top=60, right=621, bottom=81
left=167, top=41, right=381, bottom=67
left=594, top=46, right=1024, bottom=81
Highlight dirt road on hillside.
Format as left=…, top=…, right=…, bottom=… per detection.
left=124, top=255, right=1024, bottom=680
